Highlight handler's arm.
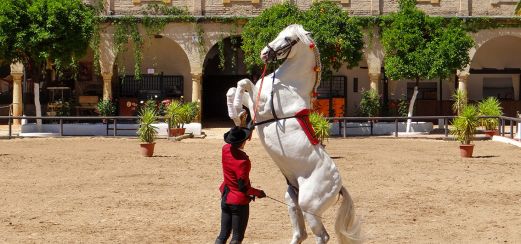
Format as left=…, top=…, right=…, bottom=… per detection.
left=236, top=159, right=263, bottom=197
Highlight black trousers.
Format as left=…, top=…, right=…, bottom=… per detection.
left=215, top=202, right=249, bottom=244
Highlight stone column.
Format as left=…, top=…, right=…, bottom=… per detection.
left=101, top=72, right=113, bottom=100
left=369, top=73, right=380, bottom=92
left=458, top=73, right=469, bottom=97
left=11, top=74, right=23, bottom=125
left=191, top=73, right=202, bottom=122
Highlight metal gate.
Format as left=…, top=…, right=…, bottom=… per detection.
left=314, top=76, right=347, bottom=117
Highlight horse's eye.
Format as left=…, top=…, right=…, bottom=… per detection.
left=284, top=37, right=292, bottom=42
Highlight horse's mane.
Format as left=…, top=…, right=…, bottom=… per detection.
left=282, top=24, right=322, bottom=93
left=284, top=24, right=313, bottom=45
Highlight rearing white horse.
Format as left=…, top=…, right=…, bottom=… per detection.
left=226, top=24, right=361, bottom=244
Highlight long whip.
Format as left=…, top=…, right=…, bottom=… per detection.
left=265, top=195, right=323, bottom=219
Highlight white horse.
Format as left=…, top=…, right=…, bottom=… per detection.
left=226, top=24, right=361, bottom=244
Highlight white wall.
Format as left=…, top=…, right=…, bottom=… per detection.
left=118, top=36, right=193, bottom=100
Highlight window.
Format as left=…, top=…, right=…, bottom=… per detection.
left=407, top=82, right=437, bottom=100
left=316, top=76, right=347, bottom=99
left=353, top=78, right=358, bottom=93
left=483, top=77, right=515, bottom=100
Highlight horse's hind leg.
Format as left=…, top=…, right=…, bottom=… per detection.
left=285, top=186, right=307, bottom=244
left=299, top=184, right=338, bottom=244
left=303, top=213, right=329, bottom=244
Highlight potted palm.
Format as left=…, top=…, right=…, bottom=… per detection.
left=179, top=101, right=200, bottom=128
left=165, top=100, right=185, bottom=137
left=450, top=104, right=480, bottom=158
left=165, top=101, right=200, bottom=137
left=310, top=112, right=330, bottom=146
left=477, top=97, right=503, bottom=138
left=137, top=106, right=158, bottom=157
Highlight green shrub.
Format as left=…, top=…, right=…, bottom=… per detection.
left=359, top=89, right=381, bottom=117
left=477, top=97, right=502, bottom=131
left=96, top=99, right=116, bottom=116
left=451, top=90, right=467, bottom=115
left=165, top=100, right=200, bottom=128
left=310, top=112, right=330, bottom=145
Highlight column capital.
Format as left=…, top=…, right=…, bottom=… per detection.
left=101, top=72, right=113, bottom=80
left=368, top=73, right=381, bottom=80
left=458, top=73, right=470, bottom=80
left=11, top=73, right=23, bottom=81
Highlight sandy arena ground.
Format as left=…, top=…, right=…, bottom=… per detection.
left=1, top=133, right=520, bottom=243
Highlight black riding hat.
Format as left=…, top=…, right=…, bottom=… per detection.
left=224, top=126, right=252, bottom=145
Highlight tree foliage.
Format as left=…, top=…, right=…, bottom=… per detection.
left=0, top=0, right=95, bottom=81
left=241, top=3, right=302, bottom=71
left=381, top=0, right=474, bottom=81
left=241, top=1, right=363, bottom=74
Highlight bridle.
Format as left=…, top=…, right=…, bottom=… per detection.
left=252, top=34, right=321, bottom=127
left=265, top=37, right=300, bottom=62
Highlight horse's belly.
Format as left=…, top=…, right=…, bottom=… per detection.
left=257, top=119, right=341, bottom=186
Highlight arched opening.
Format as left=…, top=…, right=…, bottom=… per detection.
left=0, top=63, right=11, bottom=123
left=202, top=36, right=255, bottom=127
left=116, top=35, right=191, bottom=116
left=469, top=35, right=521, bottom=116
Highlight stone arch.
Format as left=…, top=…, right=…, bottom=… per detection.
left=465, top=34, right=521, bottom=109
left=117, top=30, right=192, bottom=101
left=460, top=28, right=521, bottom=75
left=201, top=34, right=251, bottom=125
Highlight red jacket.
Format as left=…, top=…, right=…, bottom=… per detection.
left=219, top=143, right=263, bottom=205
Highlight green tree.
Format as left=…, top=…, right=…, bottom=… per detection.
left=381, top=0, right=473, bottom=130
left=0, top=0, right=95, bottom=121
left=302, top=1, right=363, bottom=72
left=241, top=1, right=363, bottom=74
left=241, top=3, right=303, bottom=72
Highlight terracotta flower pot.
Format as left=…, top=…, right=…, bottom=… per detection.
left=140, top=143, right=155, bottom=157
left=169, top=128, right=186, bottom=137
left=484, top=130, right=497, bottom=138
left=459, top=144, right=474, bottom=158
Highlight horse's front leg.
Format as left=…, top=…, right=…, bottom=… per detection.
left=226, top=87, right=242, bottom=126
left=227, top=78, right=256, bottom=126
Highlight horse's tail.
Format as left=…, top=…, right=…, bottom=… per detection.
left=335, top=186, right=362, bottom=244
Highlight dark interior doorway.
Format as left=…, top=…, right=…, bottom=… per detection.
left=202, top=75, right=250, bottom=127
left=202, top=36, right=259, bottom=127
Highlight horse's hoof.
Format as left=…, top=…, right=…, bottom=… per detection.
left=290, top=232, right=307, bottom=244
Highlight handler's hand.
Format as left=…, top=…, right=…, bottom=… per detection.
left=257, top=190, right=266, bottom=199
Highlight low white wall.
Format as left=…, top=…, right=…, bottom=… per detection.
left=20, top=122, right=202, bottom=137
left=330, top=122, right=433, bottom=136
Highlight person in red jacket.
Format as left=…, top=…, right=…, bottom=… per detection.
left=215, top=126, right=266, bottom=244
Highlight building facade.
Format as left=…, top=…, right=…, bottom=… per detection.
left=5, top=0, right=521, bottom=125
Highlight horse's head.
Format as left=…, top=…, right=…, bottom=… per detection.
left=260, top=24, right=312, bottom=63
